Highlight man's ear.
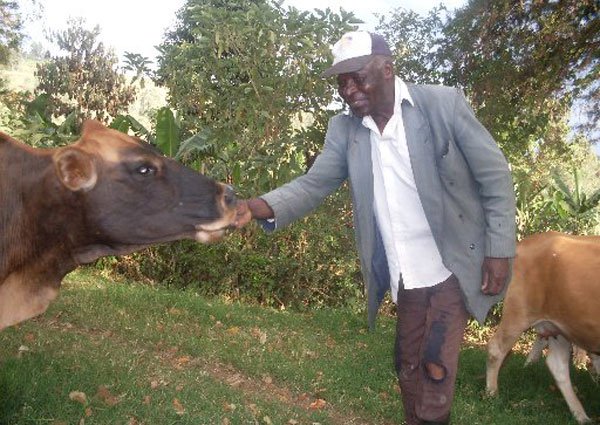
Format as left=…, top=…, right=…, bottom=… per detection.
left=383, top=59, right=395, bottom=79
left=53, top=147, right=98, bottom=192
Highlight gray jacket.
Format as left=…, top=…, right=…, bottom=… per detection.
left=261, top=83, right=516, bottom=328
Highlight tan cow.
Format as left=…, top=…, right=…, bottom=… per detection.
left=486, top=231, right=600, bottom=423
left=0, top=120, right=237, bottom=331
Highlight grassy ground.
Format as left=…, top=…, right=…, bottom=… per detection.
left=1, top=268, right=598, bottom=424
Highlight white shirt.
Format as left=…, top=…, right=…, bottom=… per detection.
left=362, top=77, right=451, bottom=300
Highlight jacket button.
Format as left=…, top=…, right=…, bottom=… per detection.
left=469, top=243, right=475, bottom=250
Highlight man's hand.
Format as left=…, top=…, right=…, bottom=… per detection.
left=234, top=198, right=275, bottom=228
left=235, top=200, right=253, bottom=228
left=481, top=257, right=510, bottom=295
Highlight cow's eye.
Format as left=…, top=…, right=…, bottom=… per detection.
left=136, top=164, right=157, bottom=176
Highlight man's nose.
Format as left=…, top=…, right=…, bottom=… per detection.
left=341, top=80, right=358, bottom=97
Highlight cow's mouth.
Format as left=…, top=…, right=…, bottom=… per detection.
left=194, top=220, right=236, bottom=243
left=195, top=228, right=226, bottom=243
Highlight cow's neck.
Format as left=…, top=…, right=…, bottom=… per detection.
left=1, top=142, right=80, bottom=285
left=0, top=143, right=84, bottom=330
left=0, top=261, right=65, bottom=331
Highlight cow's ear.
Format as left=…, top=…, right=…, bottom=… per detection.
left=53, top=147, right=98, bottom=192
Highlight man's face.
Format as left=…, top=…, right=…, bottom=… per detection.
left=336, top=59, right=387, bottom=118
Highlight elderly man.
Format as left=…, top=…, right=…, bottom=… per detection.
left=236, top=31, right=516, bottom=424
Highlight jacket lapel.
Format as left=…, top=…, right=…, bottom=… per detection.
left=348, top=123, right=374, bottom=217
left=348, top=120, right=387, bottom=329
left=402, top=98, right=444, bottom=247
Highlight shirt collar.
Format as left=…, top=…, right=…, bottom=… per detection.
left=395, top=77, right=413, bottom=112
left=360, top=77, right=413, bottom=129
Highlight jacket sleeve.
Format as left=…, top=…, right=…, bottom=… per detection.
left=260, top=115, right=352, bottom=229
left=452, top=88, right=516, bottom=258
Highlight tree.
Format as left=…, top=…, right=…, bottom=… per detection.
left=34, top=18, right=136, bottom=124
left=375, top=2, right=600, bottom=237
left=25, top=40, right=46, bottom=61
left=0, top=0, right=22, bottom=65
left=0, top=1, right=25, bottom=132
left=375, top=6, right=447, bottom=85
left=155, top=0, right=359, bottom=192
left=123, top=52, right=153, bottom=88
left=435, top=0, right=600, bottom=155
left=575, top=78, right=600, bottom=145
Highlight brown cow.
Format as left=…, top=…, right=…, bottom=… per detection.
left=486, top=231, right=600, bottom=423
left=0, top=120, right=237, bottom=331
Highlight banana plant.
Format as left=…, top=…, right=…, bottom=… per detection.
left=14, top=94, right=79, bottom=148
left=109, top=108, right=230, bottom=180
left=549, top=168, right=600, bottom=233
left=155, top=107, right=181, bottom=157
left=109, top=107, right=180, bottom=156
left=551, top=168, right=600, bottom=217
left=109, top=114, right=152, bottom=142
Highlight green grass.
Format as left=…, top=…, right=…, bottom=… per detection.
left=1, top=268, right=598, bottom=424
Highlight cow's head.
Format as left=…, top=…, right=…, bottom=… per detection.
left=52, top=120, right=237, bottom=263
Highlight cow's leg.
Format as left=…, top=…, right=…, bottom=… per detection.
left=486, top=302, right=532, bottom=395
left=546, top=335, right=590, bottom=424
left=0, top=273, right=59, bottom=331
left=486, top=314, right=530, bottom=396
left=525, top=336, right=547, bottom=366
left=588, top=353, right=600, bottom=376
left=526, top=321, right=564, bottom=366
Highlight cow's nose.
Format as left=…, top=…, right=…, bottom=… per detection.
left=224, top=184, right=236, bottom=207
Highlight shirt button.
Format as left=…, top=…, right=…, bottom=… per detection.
left=469, top=243, right=475, bottom=250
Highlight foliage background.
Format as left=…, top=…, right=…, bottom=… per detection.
left=1, top=0, right=599, bottom=323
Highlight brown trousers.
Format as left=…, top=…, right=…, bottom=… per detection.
left=394, top=274, right=469, bottom=425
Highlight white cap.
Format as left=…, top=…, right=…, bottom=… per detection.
left=322, top=31, right=392, bottom=77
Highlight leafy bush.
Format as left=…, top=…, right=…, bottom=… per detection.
left=99, top=188, right=365, bottom=313
left=35, top=18, right=136, bottom=125
left=513, top=138, right=600, bottom=238
left=155, top=0, right=359, bottom=193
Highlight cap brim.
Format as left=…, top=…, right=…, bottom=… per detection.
left=321, top=55, right=373, bottom=78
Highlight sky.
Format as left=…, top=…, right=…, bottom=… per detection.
left=21, top=0, right=467, bottom=65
